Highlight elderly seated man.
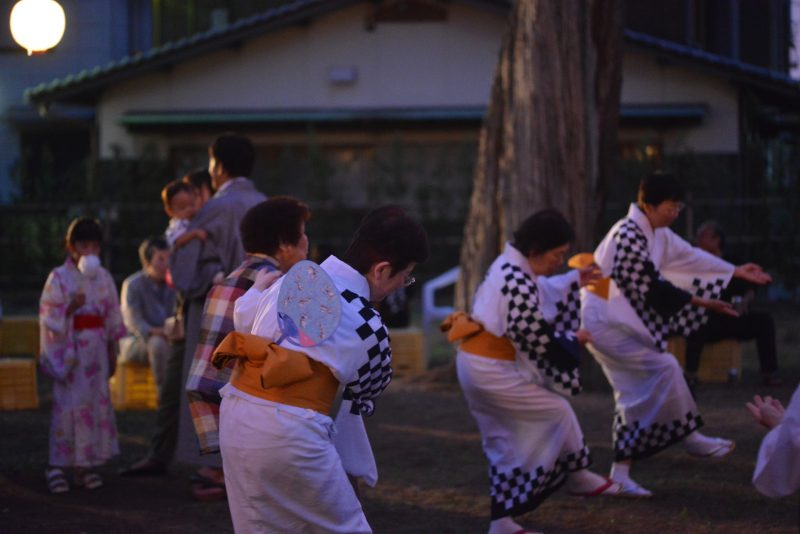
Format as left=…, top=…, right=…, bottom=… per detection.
left=119, top=236, right=177, bottom=399
left=684, top=221, right=781, bottom=390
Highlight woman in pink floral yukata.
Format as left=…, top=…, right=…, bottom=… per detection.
left=39, top=217, right=127, bottom=494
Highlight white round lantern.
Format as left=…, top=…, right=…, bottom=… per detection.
left=9, top=0, right=66, bottom=56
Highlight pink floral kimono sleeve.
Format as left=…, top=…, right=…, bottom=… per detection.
left=39, top=269, right=77, bottom=381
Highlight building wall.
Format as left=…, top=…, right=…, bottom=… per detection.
left=98, top=3, right=742, bottom=160
left=621, top=50, right=740, bottom=153
left=98, top=2, right=507, bottom=157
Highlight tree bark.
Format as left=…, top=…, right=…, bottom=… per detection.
left=455, top=0, right=623, bottom=311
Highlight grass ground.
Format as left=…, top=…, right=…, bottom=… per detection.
left=1, top=304, right=799, bottom=533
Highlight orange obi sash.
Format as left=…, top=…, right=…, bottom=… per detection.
left=212, top=332, right=339, bottom=415
left=440, top=312, right=515, bottom=361
left=567, top=253, right=610, bottom=300
left=73, top=314, right=104, bottom=330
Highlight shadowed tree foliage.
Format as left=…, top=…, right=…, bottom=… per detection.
left=455, top=0, right=624, bottom=311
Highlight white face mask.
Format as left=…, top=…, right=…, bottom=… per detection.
left=77, top=254, right=101, bottom=278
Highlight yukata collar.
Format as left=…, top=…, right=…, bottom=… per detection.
left=215, top=176, right=248, bottom=196
left=320, top=255, right=371, bottom=300
left=502, top=242, right=535, bottom=278
left=245, top=253, right=279, bottom=269
left=627, top=203, right=655, bottom=243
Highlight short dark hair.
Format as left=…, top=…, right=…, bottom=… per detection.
left=240, top=197, right=311, bottom=255
left=512, top=209, right=575, bottom=256
left=183, top=168, right=214, bottom=194
left=138, top=236, right=169, bottom=267
left=161, top=180, right=195, bottom=211
left=209, top=132, right=255, bottom=178
left=697, top=220, right=726, bottom=249
left=65, top=217, right=103, bottom=247
left=342, top=205, right=429, bottom=275
left=637, top=171, right=685, bottom=207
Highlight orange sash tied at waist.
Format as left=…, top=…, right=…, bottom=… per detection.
left=212, top=331, right=339, bottom=415
left=440, top=312, right=515, bottom=361
left=73, top=314, right=104, bottom=330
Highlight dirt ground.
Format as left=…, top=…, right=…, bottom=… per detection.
left=1, top=365, right=798, bottom=533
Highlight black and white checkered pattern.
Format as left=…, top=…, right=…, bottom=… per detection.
left=553, top=281, right=582, bottom=334
left=612, top=220, right=726, bottom=352
left=340, top=289, right=392, bottom=416
left=670, top=278, right=727, bottom=336
left=501, top=263, right=582, bottom=396
left=613, top=410, right=704, bottom=461
left=489, top=442, right=591, bottom=519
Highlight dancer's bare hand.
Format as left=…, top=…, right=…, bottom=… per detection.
left=734, top=263, right=772, bottom=285
left=578, top=265, right=602, bottom=287
left=746, top=395, right=785, bottom=429
left=692, top=297, right=739, bottom=317
left=575, top=329, right=592, bottom=345
left=66, top=293, right=86, bottom=315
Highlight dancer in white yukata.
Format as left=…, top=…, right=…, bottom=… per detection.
left=221, top=206, right=429, bottom=533
left=583, top=172, right=771, bottom=497
left=444, top=210, right=626, bottom=534
left=747, top=386, right=800, bottom=497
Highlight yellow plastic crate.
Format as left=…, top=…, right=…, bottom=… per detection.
left=390, top=328, right=425, bottom=374
left=0, top=316, right=40, bottom=358
left=668, top=337, right=742, bottom=383
left=109, top=360, right=158, bottom=410
left=0, top=357, right=39, bottom=410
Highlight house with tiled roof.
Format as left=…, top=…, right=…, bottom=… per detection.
left=4, top=0, right=800, bottom=292
left=20, top=1, right=800, bottom=180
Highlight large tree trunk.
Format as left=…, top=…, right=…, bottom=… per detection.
left=455, top=0, right=623, bottom=311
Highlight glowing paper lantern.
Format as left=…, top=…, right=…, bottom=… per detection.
left=9, top=0, right=66, bottom=56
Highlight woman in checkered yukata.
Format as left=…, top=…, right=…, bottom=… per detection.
left=582, top=172, right=771, bottom=498
left=444, top=209, right=627, bottom=534
left=225, top=206, right=429, bottom=534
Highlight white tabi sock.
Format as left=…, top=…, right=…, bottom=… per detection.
left=610, top=462, right=630, bottom=482
left=488, top=516, right=527, bottom=534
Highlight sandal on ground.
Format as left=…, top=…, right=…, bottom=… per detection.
left=685, top=438, right=735, bottom=459
left=568, top=476, right=622, bottom=497
left=190, top=472, right=226, bottom=502
left=615, top=478, right=653, bottom=499
left=45, top=467, right=69, bottom=494
left=74, top=470, right=103, bottom=490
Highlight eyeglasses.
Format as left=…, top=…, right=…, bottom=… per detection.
left=403, top=275, right=416, bottom=288
left=665, top=201, right=685, bottom=214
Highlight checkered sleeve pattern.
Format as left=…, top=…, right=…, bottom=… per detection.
left=501, top=263, right=582, bottom=396
left=613, top=410, right=704, bottom=461
left=611, top=221, right=729, bottom=351
left=611, top=220, right=673, bottom=350
left=187, top=258, right=279, bottom=454
left=340, top=289, right=393, bottom=416
left=668, top=277, right=727, bottom=337
left=489, top=441, right=591, bottom=519
left=553, top=281, right=582, bottom=334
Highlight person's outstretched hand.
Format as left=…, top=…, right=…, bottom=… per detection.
left=692, top=296, right=739, bottom=317
left=734, top=263, right=772, bottom=285
left=575, top=329, right=593, bottom=345
left=578, top=264, right=602, bottom=287
left=746, top=394, right=785, bottom=429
